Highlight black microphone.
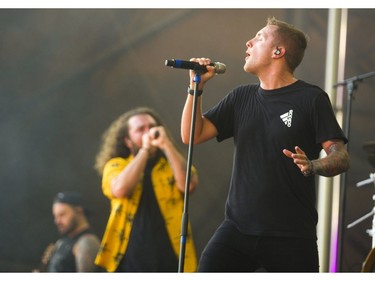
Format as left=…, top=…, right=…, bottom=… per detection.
left=165, top=59, right=226, bottom=74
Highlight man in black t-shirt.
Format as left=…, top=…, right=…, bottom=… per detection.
left=180, top=16, right=350, bottom=272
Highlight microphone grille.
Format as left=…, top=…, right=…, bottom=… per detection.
left=215, top=62, right=226, bottom=74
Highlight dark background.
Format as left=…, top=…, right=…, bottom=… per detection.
left=0, top=9, right=374, bottom=272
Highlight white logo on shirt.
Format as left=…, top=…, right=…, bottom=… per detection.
left=280, top=110, right=293, bottom=127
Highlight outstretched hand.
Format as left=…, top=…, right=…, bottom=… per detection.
left=283, top=146, right=314, bottom=176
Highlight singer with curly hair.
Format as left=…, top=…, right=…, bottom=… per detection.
left=94, top=107, right=198, bottom=272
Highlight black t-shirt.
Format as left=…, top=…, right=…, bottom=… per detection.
left=117, top=156, right=178, bottom=272
left=204, top=80, right=347, bottom=239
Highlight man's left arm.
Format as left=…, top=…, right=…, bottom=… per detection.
left=283, top=139, right=350, bottom=177
left=162, top=139, right=198, bottom=193
left=311, top=139, right=350, bottom=177
left=151, top=126, right=198, bottom=193
left=74, top=234, right=101, bottom=272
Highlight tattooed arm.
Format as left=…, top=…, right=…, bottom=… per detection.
left=312, top=139, right=350, bottom=177
left=73, top=234, right=101, bottom=272
left=283, top=139, right=350, bottom=177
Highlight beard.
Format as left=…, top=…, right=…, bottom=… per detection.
left=57, top=217, right=79, bottom=237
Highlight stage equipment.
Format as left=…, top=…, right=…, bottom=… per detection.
left=346, top=140, right=375, bottom=272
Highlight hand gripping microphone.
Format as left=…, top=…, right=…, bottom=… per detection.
left=165, top=59, right=226, bottom=74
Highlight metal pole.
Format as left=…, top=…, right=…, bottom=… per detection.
left=329, top=8, right=348, bottom=273
left=317, top=8, right=341, bottom=273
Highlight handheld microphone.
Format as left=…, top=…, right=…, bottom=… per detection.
left=165, top=59, right=226, bottom=74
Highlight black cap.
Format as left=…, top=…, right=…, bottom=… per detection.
left=53, top=191, right=92, bottom=216
left=54, top=191, right=83, bottom=206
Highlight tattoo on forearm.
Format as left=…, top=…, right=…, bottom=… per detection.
left=329, top=144, right=339, bottom=154
left=313, top=143, right=350, bottom=177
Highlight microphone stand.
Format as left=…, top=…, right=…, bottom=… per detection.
left=333, top=70, right=375, bottom=271
left=347, top=174, right=375, bottom=231
left=178, top=71, right=202, bottom=273
left=347, top=174, right=375, bottom=272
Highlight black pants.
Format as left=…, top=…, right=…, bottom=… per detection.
left=198, top=220, right=319, bottom=272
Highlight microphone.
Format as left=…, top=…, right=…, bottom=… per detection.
left=165, top=59, right=226, bottom=74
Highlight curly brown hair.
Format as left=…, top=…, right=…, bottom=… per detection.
left=94, top=107, right=171, bottom=175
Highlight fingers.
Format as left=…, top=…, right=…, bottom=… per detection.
left=294, top=146, right=305, bottom=155
left=142, top=127, right=163, bottom=151
left=283, top=149, right=293, bottom=158
left=141, top=132, right=151, bottom=149
left=283, top=146, right=313, bottom=176
left=149, top=127, right=163, bottom=140
left=190, top=57, right=212, bottom=65
left=284, top=146, right=305, bottom=159
left=189, top=57, right=216, bottom=82
left=148, top=127, right=169, bottom=149
left=293, top=146, right=309, bottom=164
left=283, top=148, right=304, bottom=160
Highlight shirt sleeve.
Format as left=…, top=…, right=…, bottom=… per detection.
left=101, top=157, right=128, bottom=199
left=312, top=92, right=348, bottom=145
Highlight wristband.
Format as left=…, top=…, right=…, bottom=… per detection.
left=187, top=87, right=203, bottom=96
